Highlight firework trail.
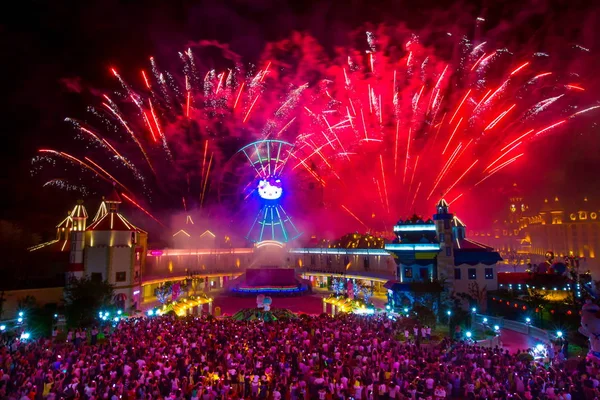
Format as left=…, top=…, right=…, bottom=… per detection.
left=32, top=24, right=598, bottom=234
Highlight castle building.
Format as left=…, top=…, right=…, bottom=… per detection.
left=386, top=215, right=440, bottom=283
left=83, top=190, right=148, bottom=310
left=473, top=193, right=600, bottom=272
left=385, top=199, right=501, bottom=308
left=522, top=196, right=599, bottom=263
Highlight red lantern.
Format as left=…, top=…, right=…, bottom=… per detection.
left=550, top=309, right=555, bottom=314
left=522, top=306, right=527, bottom=310
left=535, top=308, right=540, bottom=313
left=567, top=310, right=572, bottom=315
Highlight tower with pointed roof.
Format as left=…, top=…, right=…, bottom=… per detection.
left=67, top=200, right=88, bottom=279
left=84, top=189, right=147, bottom=310
left=385, top=215, right=439, bottom=282
left=433, top=199, right=455, bottom=286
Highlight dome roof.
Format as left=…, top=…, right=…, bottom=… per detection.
left=437, top=199, right=449, bottom=208
left=105, top=187, right=122, bottom=203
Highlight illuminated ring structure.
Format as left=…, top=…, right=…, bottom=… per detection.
left=237, top=140, right=302, bottom=243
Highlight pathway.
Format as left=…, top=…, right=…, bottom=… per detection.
left=500, top=328, right=537, bottom=352
left=212, top=291, right=536, bottom=354
left=213, top=293, right=327, bottom=316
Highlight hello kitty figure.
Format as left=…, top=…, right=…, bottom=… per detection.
left=263, top=296, right=272, bottom=311
left=257, top=294, right=265, bottom=309
left=579, top=300, right=600, bottom=363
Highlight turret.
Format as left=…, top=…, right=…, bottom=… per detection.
left=433, top=199, right=455, bottom=285
left=85, top=188, right=147, bottom=311
left=68, top=200, right=88, bottom=280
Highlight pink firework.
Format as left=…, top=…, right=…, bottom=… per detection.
left=31, top=25, right=597, bottom=235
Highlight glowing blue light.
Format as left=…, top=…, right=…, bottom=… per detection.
left=557, top=331, right=563, bottom=338
left=393, top=224, right=436, bottom=232
left=536, top=343, right=545, bottom=351
left=117, top=310, right=122, bottom=315
left=147, top=310, right=154, bottom=316
left=526, top=317, right=531, bottom=323
left=0, top=325, right=5, bottom=331
left=17, top=318, right=23, bottom=323
left=447, top=310, right=452, bottom=316
left=385, top=305, right=391, bottom=310
left=18, top=312, right=24, bottom=318
left=466, top=331, right=472, bottom=338
left=494, top=325, right=500, bottom=331
left=483, top=318, right=488, bottom=323
left=257, top=178, right=283, bottom=200
left=404, top=307, right=409, bottom=313
left=289, top=248, right=390, bottom=256
left=113, top=317, right=120, bottom=322
left=471, top=307, right=477, bottom=313
left=20, top=332, right=30, bottom=340
left=385, top=243, right=441, bottom=251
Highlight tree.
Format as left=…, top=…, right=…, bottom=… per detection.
left=18, top=296, right=57, bottom=338
left=412, top=304, right=437, bottom=328
left=155, top=281, right=174, bottom=304
left=63, top=276, right=114, bottom=328
left=0, top=291, right=5, bottom=319
left=468, top=282, right=488, bottom=309
left=525, top=287, right=550, bottom=328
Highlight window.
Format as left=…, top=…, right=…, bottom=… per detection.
left=91, top=272, right=102, bottom=283
left=440, top=233, right=445, bottom=242
left=404, top=267, right=413, bottom=278
left=116, top=272, right=126, bottom=282
left=485, top=268, right=494, bottom=279
left=419, top=268, right=429, bottom=280
left=446, top=247, right=452, bottom=256
left=468, top=268, right=477, bottom=280
left=454, top=268, right=461, bottom=280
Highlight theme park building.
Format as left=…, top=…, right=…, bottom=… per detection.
left=29, top=194, right=501, bottom=311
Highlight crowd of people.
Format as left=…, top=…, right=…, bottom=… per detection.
left=0, top=313, right=597, bottom=400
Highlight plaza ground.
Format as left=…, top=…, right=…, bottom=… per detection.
left=211, top=291, right=533, bottom=352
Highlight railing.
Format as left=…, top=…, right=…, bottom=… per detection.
left=301, top=268, right=394, bottom=282
left=474, top=313, right=550, bottom=342
left=476, top=335, right=501, bottom=348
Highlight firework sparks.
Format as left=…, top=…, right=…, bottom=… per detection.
left=32, top=24, right=598, bottom=233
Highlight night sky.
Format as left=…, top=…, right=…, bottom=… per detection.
left=2, top=0, right=599, bottom=239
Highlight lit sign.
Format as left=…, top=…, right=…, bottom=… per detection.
left=257, top=178, right=283, bottom=200
left=393, top=224, right=436, bottom=232
left=289, top=248, right=390, bottom=256
left=150, top=250, right=163, bottom=256
left=385, top=243, right=441, bottom=251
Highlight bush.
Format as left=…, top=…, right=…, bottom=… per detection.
left=516, top=352, right=534, bottom=362
left=412, top=305, right=437, bottom=328
left=63, top=276, right=114, bottom=328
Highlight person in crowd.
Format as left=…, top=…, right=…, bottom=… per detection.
left=0, top=312, right=591, bottom=400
